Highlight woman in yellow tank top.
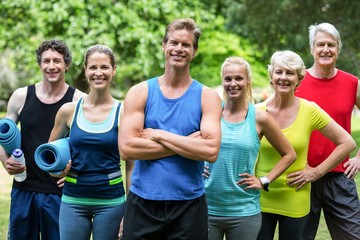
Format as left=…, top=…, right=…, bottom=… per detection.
left=255, top=50, right=355, bottom=240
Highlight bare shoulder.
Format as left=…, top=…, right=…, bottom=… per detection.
left=6, top=86, right=28, bottom=120
left=73, top=89, right=87, bottom=101
left=127, top=81, right=148, bottom=96
left=9, top=86, right=28, bottom=103
left=202, top=85, right=220, bottom=96
left=124, top=81, right=148, bottom=106
left=58, top=101, right=77, bottom=118
left=356, top=79, right=360, bottom=109
left=256, top=108, right=271, bottom=126
left=201, top=86, right=221, bottom=103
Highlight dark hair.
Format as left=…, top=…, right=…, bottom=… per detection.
left=35, top=40, right=72, bottom=66
left=162, top=18, right=201, bottom=50
left=84, top=44, right=116, bottom=68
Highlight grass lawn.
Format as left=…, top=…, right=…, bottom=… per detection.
left=0, top=115, right=360, bottom=239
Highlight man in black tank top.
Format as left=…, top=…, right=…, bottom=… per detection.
left=0, top=40, right=85, bottom=240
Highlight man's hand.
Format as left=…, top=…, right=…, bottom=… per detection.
left=3, top=156, right=26, bottom=175
left=344, top=155, right=360, bottom=179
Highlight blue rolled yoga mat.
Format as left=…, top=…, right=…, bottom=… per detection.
left=34, top=138, right=71, bottom=174
left=0, top=118, right=21, bottom=154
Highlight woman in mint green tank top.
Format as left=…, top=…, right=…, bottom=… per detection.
left=204, top=57, right=296, bottom=240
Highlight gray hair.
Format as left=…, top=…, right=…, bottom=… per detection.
left=268, top=50, right=306, bottom=85
left=309, top=22, right=342, bottom=53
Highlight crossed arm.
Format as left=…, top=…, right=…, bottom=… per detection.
left=119, top=82, right=222, bottom=162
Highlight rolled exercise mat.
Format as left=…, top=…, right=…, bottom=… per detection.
left=0, top=118, right=21, bottom=154
left=34, top=138, right=70, bottom=174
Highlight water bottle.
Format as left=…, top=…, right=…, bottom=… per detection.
left=12, top=149, right=26, bottom=182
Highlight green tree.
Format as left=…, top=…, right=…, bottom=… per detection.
left=224, top=0, right=360, bottom=76
left=0, top=0, right=268, bottom=105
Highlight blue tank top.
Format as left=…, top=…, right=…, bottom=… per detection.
left=130, top=77, right=204, bottom=200
left=205, top=103, right=261, bottom=216
left=62, top=98, right=125, bottom=204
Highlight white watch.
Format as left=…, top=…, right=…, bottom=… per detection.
left=259, top=176, right=269, bottom=192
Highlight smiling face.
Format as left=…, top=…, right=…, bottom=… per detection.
left=222, top=63, right=250, bottom=100
left=40, top=49, right=68, bottom=83
left=162, top=29, right=196, bottom=70
left=270, top=64, right=299, bottom=95
left=311, top=31, right=339, bottom=68
left=85, top=52, right=116, bottom=91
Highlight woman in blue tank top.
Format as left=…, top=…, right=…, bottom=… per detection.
left=204, top=57, right=296, bottom=240
left=48, top=44, right=133, bottom=240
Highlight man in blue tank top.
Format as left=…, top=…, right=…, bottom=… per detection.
left=0, top=40, right=85, bottom=240
left=119, top=18, right=222, bottom=239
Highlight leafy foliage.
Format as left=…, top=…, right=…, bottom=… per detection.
left=0, top=0, right=269, bottom=104
left=224, top=0, right=360, bottom=76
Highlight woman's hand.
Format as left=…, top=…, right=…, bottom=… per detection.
left=286, top=164, right=321, bottom=190
left=202, top=165, right=211, bottom=179
left=51, top=160, right=72, bottom=187
left=237, top=173, right=263, bottom=190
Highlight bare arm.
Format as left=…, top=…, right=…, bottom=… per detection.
left=46, top=102, right=76, bottom=179
left=341, top=79, right=360, bottom=178
left=125, top=160, right=134, bottom=195
left=356, top=79, right=360, bottom=109
left=257, top=110, right=296, bottom=183
left=237, top=109, right=296, bottom=190
left=0, top=87, right=27, bottom=175
left=316, top=120, right=356, bottom=175
left=141, top=87, right=222, bottom=163
left=72, top=89, right=87, bottom=101
left=119, top=82, right=175, bottom=160
left=344, top=150, right=360, bottom=179
left=48, top=102, right=75, bottom=142
left=288, top=119, right=356, bottom=189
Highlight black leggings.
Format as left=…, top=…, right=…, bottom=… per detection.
left=257, top=212, right=308, bottom=240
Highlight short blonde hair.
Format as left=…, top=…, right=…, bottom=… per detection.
left=268, top=50, right=306, bottom=87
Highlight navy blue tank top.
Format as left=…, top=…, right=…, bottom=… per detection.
left=63, top=98, right=124, bottom=200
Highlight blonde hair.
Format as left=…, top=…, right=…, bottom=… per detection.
left=221, top=56, right=253, bottom=101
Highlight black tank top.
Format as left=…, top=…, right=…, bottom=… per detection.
left=13, top=84, right=75, bottom=195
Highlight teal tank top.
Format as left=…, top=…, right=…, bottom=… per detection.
left=205, top=103, right=261, bottom=216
